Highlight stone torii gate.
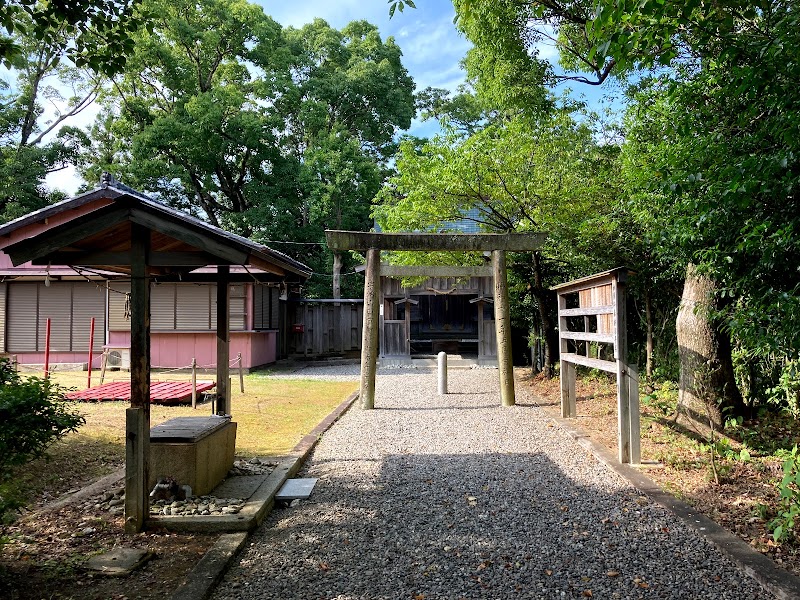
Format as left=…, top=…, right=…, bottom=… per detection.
left=325, top=231, right=545, bottom=408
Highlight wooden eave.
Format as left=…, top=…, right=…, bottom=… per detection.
left=2, top=194, right=311, bottom=279
left=550, top=267, right=634, bottom=293
left=0, top=184, right=140, bottom=241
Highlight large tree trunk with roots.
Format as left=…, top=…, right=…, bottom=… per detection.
left=676, top=263, right=743, bottom=430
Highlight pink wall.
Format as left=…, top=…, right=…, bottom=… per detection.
left=9, top=352, right=105, bottom=369
left=107, top=330, right=277, bottom=369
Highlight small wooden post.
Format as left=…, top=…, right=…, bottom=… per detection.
left=87, top=317, right=95, bottom=388
left=492, top=250, right=515, bottom=407
left=628, top=364, right=641, bottom=465
left=614, top=276, right=631, bottom=464
left=360, top=248, right=380, bottom=409
left=100, top=349, right=108, bottom=384
left=404, top=296, right=412, bottom=356
left=12, top=354, right=17, bottom=372
left=238, top=352, right=244, bottom=393
left=191, top=357, right=197, bottom=409
left=44, top=318, right=51, bottom=379
left=561, top=361, right=577, bottom=418
left=125, top=224, right=150, bottom=534
left=216, top=265, right=230, bottom=416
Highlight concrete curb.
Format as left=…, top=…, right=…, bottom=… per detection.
left=170, top=532, right=248, bottom=600
left=169, top=389, right=359, bottom=600
left=548, top=412, right=800, bottom=600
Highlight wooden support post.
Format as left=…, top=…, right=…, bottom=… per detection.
left=43, top=318, right=51, bottom=379
left=238, top=352, right=244, bottom=393
left=333, top=251, right=342, bottom=303
left=100, top=349, right=108, bottom=384
left=561, top=361, right=577, bottom=418
left=492, top=250, right=515, bottom=407
left=628, top=364, right=641, bottom=465
left=216, top=265, right=230, bottom=416
left=404, top=297, right=412, bottom=356
left=614, top=277, right=631, bottom=463
left=191, top=357, right=197, bottom=409
left=125, top=224, right=150, bottom=534
left=360, top=248, right=380, bottom=409
left=87, top=317, right=95, bottom=388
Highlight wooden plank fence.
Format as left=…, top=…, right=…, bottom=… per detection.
left=287, top=299, right=363, bottom=357
left=553, top=268, right=640, bottom=464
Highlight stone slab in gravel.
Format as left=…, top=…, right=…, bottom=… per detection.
left=212, top=369, right=774, bottom=600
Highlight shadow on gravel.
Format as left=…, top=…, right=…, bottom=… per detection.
left=216, top=452, right=765, bottom=600
left=376, top=404, right=499, bottom=411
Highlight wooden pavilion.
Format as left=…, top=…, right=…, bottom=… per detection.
left=2, top=189, right=311, bottom=532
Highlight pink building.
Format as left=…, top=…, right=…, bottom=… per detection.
left=0, top=180, right=310, bottom=370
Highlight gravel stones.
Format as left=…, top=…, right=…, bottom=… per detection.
left=212, top=369, right=772, bottom=600
left=83, top=458, right=275, bottom=519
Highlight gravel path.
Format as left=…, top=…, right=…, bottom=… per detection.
left=213, top=368, right=772, bottom=599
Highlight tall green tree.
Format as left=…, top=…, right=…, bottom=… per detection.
left=436, top=0, right=800, bottom=420
left=0, top=18, right=99, bottom=223
left=87, top=4, right=414, bottom=297
left=375, top=109, right=620, bottom=374
left=0, top=1, right=144, bottom=75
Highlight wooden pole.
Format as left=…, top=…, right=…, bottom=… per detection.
left=100, top=349, right=108, bottom=384
left=238, top=352, right=244, bottom=393
left=125, top=224, right=150, bottom=534
left=87, top=317, right=95, bottom=388
left=614, top=276, right=631, bottom=463
left=492, top=250, right=515, bottom=407
left=43, top=317, right=51, bottom=379
left=191, top=357, right=197, bottom=409
left=216, top=265, right=230, bottom=416
left=561, top=361, right=576, bottom=418
left=360, top=248, right=380, bottom=409
left=332, top=252, right=342, bottom=302
left=557, top=292, right=576, bottom=418
left=629, top=364, right=641, bottom=465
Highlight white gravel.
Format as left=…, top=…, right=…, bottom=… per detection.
left=213, top=368, right=772, bottom=599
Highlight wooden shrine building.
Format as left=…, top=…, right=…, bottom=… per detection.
left=371, top=265, right=497, bottom=364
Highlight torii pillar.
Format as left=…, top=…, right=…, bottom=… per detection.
left=325, top=231, right=545, bottom=408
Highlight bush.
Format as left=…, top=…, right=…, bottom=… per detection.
left=0, top=358, right=84, bottom=520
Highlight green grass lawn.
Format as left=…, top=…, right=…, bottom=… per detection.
left=5, top=367, right=357, bottom=511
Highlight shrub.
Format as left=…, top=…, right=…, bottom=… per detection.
left=0, top=358, right=85, bottom=520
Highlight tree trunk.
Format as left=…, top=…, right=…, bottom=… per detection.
left=531, top=251, right=557, bottom=378
left=676, top=263, right=743, bottom=430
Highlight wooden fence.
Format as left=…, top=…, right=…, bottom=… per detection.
left=286, top=299, right=363, bottom=358
left=553, top=268, right=640, bottom=464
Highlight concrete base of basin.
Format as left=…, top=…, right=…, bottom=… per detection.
left=149, top=419, right=237, bottom=496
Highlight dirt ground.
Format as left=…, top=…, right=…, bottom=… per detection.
left=0, top=463, right=218, bottom=600
left=520, top=371, right=800, bottom=580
